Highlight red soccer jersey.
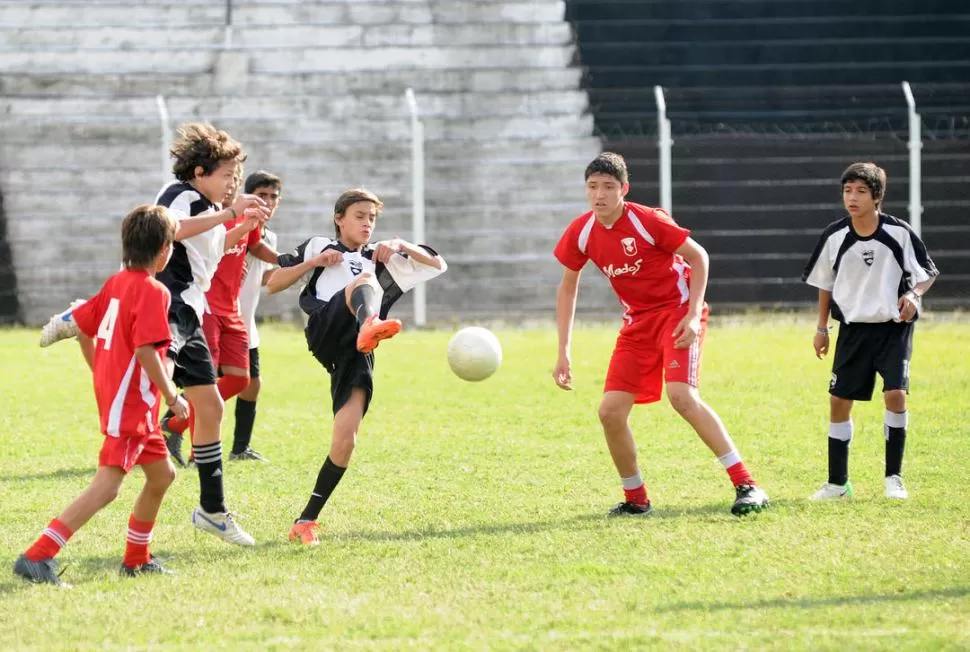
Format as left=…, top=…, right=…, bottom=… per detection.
left=72, top=269, right=172, bottom=438
left=206, top=218, right=261, bottom=316
left=554, top=202, right=692, bottom=320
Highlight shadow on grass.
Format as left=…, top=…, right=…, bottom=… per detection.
left=0, top=466, right=93, bottom=483
left=656, top=586, right=970, bottom=613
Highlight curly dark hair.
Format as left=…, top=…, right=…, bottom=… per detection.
left=169, top=122, right=246, bottom=182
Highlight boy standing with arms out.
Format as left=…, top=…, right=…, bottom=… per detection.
left=231, top=171, right=283, bottom=461
left=161, top=168, right=280, bottom=465
left=268, top=188, right=446, bottom=545
left=804, top=162, right=938, bottom=500
left=15, top=205, right=189, bottom=586
left=154, top=123, right=267, bottom=544
left=553, top=152, right=769, bottom=517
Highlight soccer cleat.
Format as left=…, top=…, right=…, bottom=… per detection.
left=810, top=481, right=854, bottom=500
left=120, top=555, right=173, bottom=577
left=229, top=447, right=269, bottom=463
left=885, top=474, right=909, bottom=499
left=38, top=300, right=85, bottom=347
left=288, top=520, right=321, bottom=546
left=731, top=484, right=770, bottom=516
left=356, top=315, right=402, bottom=354
left=191, top=507, right=255, bottom=546
left=608, top=501, right=653, bottom=517
left=161, top=418, right=186, bottom=468
left=13, top=554, right=70, bottom=587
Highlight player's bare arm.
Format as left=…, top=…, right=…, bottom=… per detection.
left=553, top=267, right=581, bottom=390
left=224, top=210, right=268, bottom=252
left=174, top=194, right=268, bottom=242
left=77, top=332, right=96, bottom=372
left=134, top=344, right=189, bottom=420
left=249, top=240, right=280, bottom=265
left=374, top=239, right=445, bottom=270
left=266, top=250, right=343, bottom=294
left=814, top=289, right=832, bottom=358
left=898, top=276, right=938, bottom=322
left=671, top=237, right=710, bottom=349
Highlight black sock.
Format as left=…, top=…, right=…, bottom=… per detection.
left=232, top=398, right=257, bottom=454
left=298, top=456, right=347, bottom=522
left=194, top=442, right=226, bottom=514
left=886, top=426, right=906, bottom=477
left=828, top=438, right=850, bottom=486
left=350, top=285, right=377, bottom=329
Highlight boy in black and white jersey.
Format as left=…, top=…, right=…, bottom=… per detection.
left=803, top=162, right=939, bottom=500
left=267, top=188, right=446, bottom=546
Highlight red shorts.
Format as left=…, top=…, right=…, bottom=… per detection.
left=604, top=304, right=709, bottom=404
left=99, top=431, right=169, bottom=473
left=202, top=311, right=250, bottom=371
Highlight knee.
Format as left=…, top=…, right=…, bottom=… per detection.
left=248, top=376, right=261, bottom=396
left=598, top=402, right=627, bottom=431
left=884, top=389, right=907, bottom=413
left=98, top=483, right=122, bottom=506
left=830, top=395, right=853, bottom=421
left=196, top=394, right=225, bottom=424
left=330, top=429, right=357, bottom=463
left=667, top=386, right=699, bottom=417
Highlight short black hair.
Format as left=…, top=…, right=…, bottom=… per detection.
left=121, top=205, right=177, bottom=270
left=585, top=152, right=629, bottom=185
left=841, top=162, right=887, bottom=205
left=244, top=170, right=283, bottom=194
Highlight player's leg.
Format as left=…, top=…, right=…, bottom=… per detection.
left=878, top=322, right=914, bottom=499
left=232, top=348, right=262, bottom=459
left=346, top=272, right=401, bottom=353
left=122, top=440, right=177, bottom=576
left=812, top=323, right=875, bottom=500
left=600, top=334, right=659, bottom=516
left=15, top=465, right=125, bottom=586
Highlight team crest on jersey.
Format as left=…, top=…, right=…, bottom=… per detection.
left=349, top=259, right=364, bottom=276
left=862, top=249, right=874, bottom=267
left=620, top=237, right=638, bottom=257
left=830, top=372, right=837, bottom=389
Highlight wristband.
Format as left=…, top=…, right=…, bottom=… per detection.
left=816, top=327, right=830, bottom=335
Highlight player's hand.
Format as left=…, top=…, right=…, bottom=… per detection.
left=168, top=395, right=190, bottom=421
left=898, top=292, right=920, bottom=322
left=671, top=312, right=701, bottom=349
left=310, top=250, right=343, bottom=268
left=231, top=193, right=269, bottom=221
left=241, top=207, right=268, bottom=232
left=813, top=331, right=830, bottom=359
left=553, top=355, right=573, bottom=390
left=373, top=239, right=405, bottom=264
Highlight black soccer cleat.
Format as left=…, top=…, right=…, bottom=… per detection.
left=120, top=555, right=173, bottom=577
left=731, top=484, right=770, bottom=516
left=13, top=554, right=69, bottom=587
left=229, top=447, right=269, bottom=463
left=608, top=501, right=654, bottom=517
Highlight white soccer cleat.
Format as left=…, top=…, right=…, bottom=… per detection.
left=191, top=507, right=255, bottom=546
left=39, top=299, right=85, bottom=347
left=810, top=481, right=853, bottom=500
left=885, top=475, right=909, bottom=499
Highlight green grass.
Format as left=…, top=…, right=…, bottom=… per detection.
left=1, top=318, right=968, bottom=650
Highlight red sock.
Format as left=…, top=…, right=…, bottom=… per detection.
left=123, top=514, right=154, bottom=568
left=217, top=374, right=249, bottom=402
left=623, top=484, right=649, bottom=506
left=726, top=462, right=755, bottom=487
left=24, top=518, right=74, bottom=561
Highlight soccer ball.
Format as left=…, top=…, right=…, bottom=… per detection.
left=447, top=327, right=502, bottom=382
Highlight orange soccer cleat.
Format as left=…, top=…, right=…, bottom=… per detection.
left=355, top=315, right=402, bottom=353
left=288, top=520, right=321, bottom=546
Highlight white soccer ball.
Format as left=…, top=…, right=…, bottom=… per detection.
left=447, top=327, right=502, bottom=382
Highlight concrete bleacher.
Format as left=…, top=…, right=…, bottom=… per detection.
left=0, top=0, right=605, bottom=325
left=566, top=0, right=970, bottom=308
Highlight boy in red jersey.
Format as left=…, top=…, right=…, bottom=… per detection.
left=553, top=152, right=769, bottom=517
left=161, top=168, right=280, bottom=465
left=14, top=205, right=189, bottom=586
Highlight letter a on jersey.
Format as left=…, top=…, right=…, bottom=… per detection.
left=621, top=237, right=638, bottom=257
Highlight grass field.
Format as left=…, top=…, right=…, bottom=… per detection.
left=0, top=317, right=968, bottom=650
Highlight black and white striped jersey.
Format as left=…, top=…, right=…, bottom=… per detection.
left=154, top=181, right=226, bottom=319
left=803, top=213, right=938, bottom=323
left=278, top=236, right=446, bottom=317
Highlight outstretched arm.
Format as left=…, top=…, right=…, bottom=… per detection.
left=266, top=250, right=342, bottom=295
left=554, top=267, right=581, bottom=390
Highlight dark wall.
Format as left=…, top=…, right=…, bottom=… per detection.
left=0, top=183, right=22, bottom=324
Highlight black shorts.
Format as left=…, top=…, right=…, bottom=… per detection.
left=248, top=347, right=260, bottom=379
left=167, top=302, right=217, bottom=388
left=304, top=299, right=374, bottom=415
left=830, top=321, right=914, bottom=401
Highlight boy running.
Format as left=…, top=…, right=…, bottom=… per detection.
left=553, top=152, right=769, bottom=517
left=804, top=162, right=939, bottom=500
left=15, top=205, right=188, bottom=586
left=267, top=188, right=446, bottom=545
